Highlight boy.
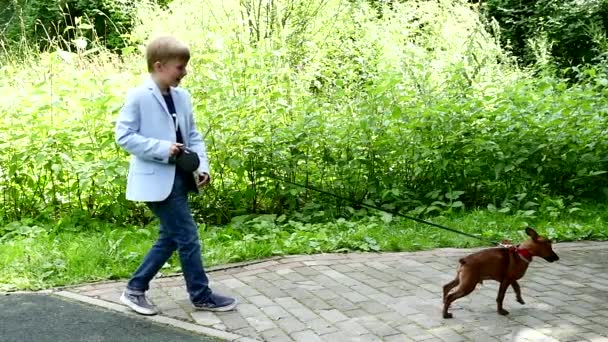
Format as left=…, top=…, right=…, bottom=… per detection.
left=115, top=36, right=237, bottom=315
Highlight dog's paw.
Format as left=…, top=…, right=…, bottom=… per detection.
left=498, top=309, right=509, bottom=316
left=517, top=297, right=525, bottom=305
left=443, top=312, right=453, bottom=319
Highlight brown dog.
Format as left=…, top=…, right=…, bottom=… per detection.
left=442, top=227, right=559, bottom=319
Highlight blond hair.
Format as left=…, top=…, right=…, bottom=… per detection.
left=145, top=36, right=190, bottom=72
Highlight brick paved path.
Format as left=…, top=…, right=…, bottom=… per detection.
left=61, top=242, right=608, bottom=341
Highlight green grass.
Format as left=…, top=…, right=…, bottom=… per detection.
left=2, top=204, right=606, bottom=291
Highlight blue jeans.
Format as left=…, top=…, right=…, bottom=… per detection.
left=126, top=172, right=211, bottom=303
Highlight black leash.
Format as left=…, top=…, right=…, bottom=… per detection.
left=266, top=174, right=499, bottom=245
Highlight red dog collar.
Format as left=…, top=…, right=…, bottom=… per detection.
left=517, top=247, right=533, bottom=263
left=500, top=242, right=533, bottom=263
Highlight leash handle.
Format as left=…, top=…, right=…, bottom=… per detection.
left=265, top=173, right=498, bottom=245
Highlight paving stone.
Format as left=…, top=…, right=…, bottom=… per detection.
left=271, top=278, right=296, bottom=290
left=292, top=266, right=320, bottom=276
left=320, top=269, right=358, bottom=286
left=218, top=311, right=250, bottom=330
left=312, top=288, right=340, bottom=301
left=390, top=297, right=422, bottom=316
left=275, top=298, right=319, bottom=322
left=282, top=271, right=308, bottom=282
left=355, top=333, right=384, bottom=341
left=318, top=331, right=358, bottom=341
left=562, top=304, right=599, bottom=318
left=244, top=315, right=277, bottom=332
left=461, top=330, right=502, bottom=342
left=342, top=309, right=368, bottom=318
left=286, top=306, right=319, bottom=323
left=555, top=313, right=591, bottom=326
left=248, top=295, right=275, bottom=307
left=325, top=283, right=351, bottom=294
left=190, top=310, right=221, bottom=326
left=260, top=305, right=291, bottom=320
left=378, top=285, right=412, bottom=297
left=162, top=307, right=191, bottom=322
left=261, top=328, right=291, bottom=342
left=331, top=264, right=354, bottom=273
left=383, top=334, right=416, bottom=342
left=274, top=297, right=301, bottom=309
left=256, top=271, right=283, bottom=281
left=283, top=287, right=315, bottom=300
left=232, top=327, right=261, bottom=340
left=351, top=283, right=381, bottom=296
left=221, top=278, right=247, bottom=289
left=275, top=316, right=307, bottom=334
left=237, top=303, right=277, bottom=332
left=311, top=274, right=339, bottom=286
left=335, top=319, right=371, bottom=336
left=247, top=277, right=275, bottom=291
left=63, top=242, right=608, bottom=342
left=378, top=311, right=407, bottom=328
left=358, top=300, right=390, bottom=315
left=290, top=329, right=322, bottom=342
left=340, top=291, right=368, bottom=303
left=356, top=315, right=400, bottom=337
left=257, top=285, right=288, bottom=298
left=293, top=280, right=325, bottom=291
left=325, top=296, right=359, bottom=311
left=276, top=268, right=294, bottom=275
left=318, top=309, right=349, bottom=323
left=581, top=333, right=608, bottom=341
left=429, top=326, right=467, bottom=342
left=511, top=314, right=553, bottom=327
left=231, top=285, right=261, bottom=298
left=301, top=297, right=332, bottom=311
left=368, top=292, right=394, bottom=305
left=306, top=317, right=337, bottom=335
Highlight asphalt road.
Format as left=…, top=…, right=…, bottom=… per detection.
left=0, top=293, right=221, bottom=342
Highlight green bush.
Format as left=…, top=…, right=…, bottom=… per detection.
left=0, top=0, right=169, bottom=51
left=1, top=0, right=607, bottom=228
left=481, top=0, right=608, bottom=73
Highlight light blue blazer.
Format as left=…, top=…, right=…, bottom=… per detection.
left=115, top=77, right=210, bottom=202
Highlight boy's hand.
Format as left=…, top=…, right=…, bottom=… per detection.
left=169, top=143, right=184, bottom=156
left=196, top=172, right=210, bottom=188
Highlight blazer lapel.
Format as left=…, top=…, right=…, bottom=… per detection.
left=144, top=77, right=189, bottom=144
left=172, top=90, right=189, bottom=144
left=145, top=77, right=171, bottom=117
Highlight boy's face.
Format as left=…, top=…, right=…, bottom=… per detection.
left=153, top=58, right=188, bottom=90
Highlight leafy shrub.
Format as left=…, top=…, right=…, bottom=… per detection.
left=480, top=0, right=608, bottom=73
left=0, top=0, right=170, bottom=51
left=1, top=0, right=607, bottom=228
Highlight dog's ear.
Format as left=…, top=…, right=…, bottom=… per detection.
left=525, top=227, right=539, bottom=240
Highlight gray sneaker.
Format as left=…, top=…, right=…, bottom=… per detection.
left=193, top=293, right=237, bottom=312
left=120, top=290, right=158, bottom=316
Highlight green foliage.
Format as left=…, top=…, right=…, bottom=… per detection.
left=0, top=0, right=172, bottom=50
left=0, top=51, right=143, bottom=224
left=1, top=0, right=607, bottom=229
left=480, top=0, right=608, bottom=73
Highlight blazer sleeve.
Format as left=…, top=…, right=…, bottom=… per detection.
left=183, top=91, right=211, bottom=175
left=115, top=88, right=173, bottom=163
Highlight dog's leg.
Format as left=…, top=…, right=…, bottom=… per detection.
left=496, top=280, right=511, bottom=315
left=511, top=280, right=525, bottom=304
left=443, top=276, right=460, bottom=303
left=443, top=279, right=476, bottom=319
